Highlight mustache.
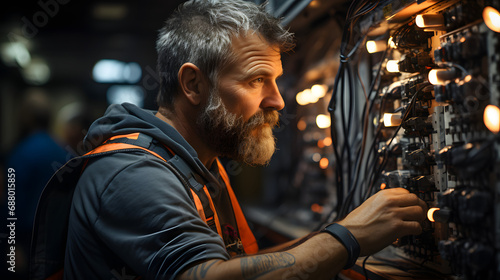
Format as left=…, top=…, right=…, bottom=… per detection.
left=246, top=110, right=280, bottom=129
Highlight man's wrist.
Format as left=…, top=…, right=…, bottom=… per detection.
left=322, top=223, right=360, bottom=269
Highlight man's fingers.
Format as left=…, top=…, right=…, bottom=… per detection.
left=399, top=221, right=423, bottom=236
left=384, top=187, right=409, bottom=195
left=391, top=191, right=427, bottom=210
left=396, top=205, right=426, bottom=223
left=417, top=197, right=428, bottom=212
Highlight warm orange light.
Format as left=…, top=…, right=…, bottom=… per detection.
left=484, top=104, right=500, bottom=134
left=415, top=15, right=425, bottom=28
left=311, top=203, right=323, bottom=213
left=383, top=113, right=402, bottom=127
left=311, top=84, right=327, bottom=99
left=317, top=139, right=325, bottom=148
left=483, top=6, right=500, bottom=33
left=319, top=157, right=329, bottom=169
left=428, top=68, right=458, bottom=85
left=296, top=91, right=307, bottom=105
left=386, top=60, right=400, bottom=73
left=323, top=137, right=332, bottom=146
left=296, top=89, right=319, bottom=106
left=297, top=119, right=307, bottom=131
left=415, top=14, right=444, bottom=28
left=388, top=37, right=396, bottom=49
left=380, top=183, right=387, bottom=190
left=366, top=40, right=387, bottom=53
left=428, top=69, right=441, bottom=85
left=316, top=114, right=331, bottom=129
left=428, top=207, right=440, bottom=222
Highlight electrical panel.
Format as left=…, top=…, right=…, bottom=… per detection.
left=325, top=0, right=500, bottom=279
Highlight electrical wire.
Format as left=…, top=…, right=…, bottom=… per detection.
left=337, top=48, right=391, bottom=218
left=327, top=0, right=382, bottom=220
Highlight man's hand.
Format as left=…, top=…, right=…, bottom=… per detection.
left=338, top=188, right=427, bottom=256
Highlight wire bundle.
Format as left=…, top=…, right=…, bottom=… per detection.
left=326, top=0, right=385, bottom=221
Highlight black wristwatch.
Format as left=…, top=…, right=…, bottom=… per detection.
left=322, top=223, right=360, bottom=269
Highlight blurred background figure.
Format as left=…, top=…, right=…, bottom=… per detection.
left=56, top=102, right=94, bottom=156
left=3, top=90, right=71, bottom=279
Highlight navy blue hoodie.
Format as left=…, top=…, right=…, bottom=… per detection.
left=63, top=103, right=234, bottom=279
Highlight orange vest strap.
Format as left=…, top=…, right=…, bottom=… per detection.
left=190, top=189, right=206, bottom=223
left=216, top=159, right=259, bottom=254
left=202, top=186, right=224, bottom=239
left=85, top=133, right=258, bottom=254
left=84, top=142, right=165, bottom=162
left=107, top=132, right=140, bottom=141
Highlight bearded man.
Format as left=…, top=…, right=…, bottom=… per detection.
left=43, top=0, right=427, bottom=279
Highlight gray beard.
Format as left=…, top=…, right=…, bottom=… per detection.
left=197, top=87, right=279, bottom=166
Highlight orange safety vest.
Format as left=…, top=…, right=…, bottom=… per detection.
left=30, top=132, right=258, bottom=280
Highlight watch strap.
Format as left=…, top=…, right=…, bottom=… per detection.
left=322, top=223, right=360, bottom=269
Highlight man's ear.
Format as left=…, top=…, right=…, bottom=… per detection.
left=178, top=63, right=208, bottom=106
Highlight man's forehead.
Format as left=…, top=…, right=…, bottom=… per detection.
left=230, top=33, right=282, bottom=60
left=222, top=35, right=280, bottom=78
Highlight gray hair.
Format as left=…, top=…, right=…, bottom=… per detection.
left=155, top=0, right=295, bottom=108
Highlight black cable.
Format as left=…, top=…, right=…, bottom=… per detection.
left=340, top=64, right=353, bottom=198
left=338, top=47, right=390, bottom=216
left=330, top=64, right=345, bottom=216
left=361, top=127, right=382, bottom=199
left=359, top=84, right=392, bottom=202
left=340, top=63, right=347, bottom=165
left=326, top=0, right=382, bottom=220
left=346, top=64, right=355, bottom=178
left=365, top=47, right=391, bottom=122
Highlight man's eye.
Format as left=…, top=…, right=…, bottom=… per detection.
left=252, top=78, right=264, bottom=84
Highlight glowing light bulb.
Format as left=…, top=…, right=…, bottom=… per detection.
left=427, top=207, right=440, bottom=222
left=388, top=37, right=396, bottom=49
left=483, top=6, right=500, bottom=33
left=415, top=15, right=425, bottom=28
left=415, top=14, right=444, bottom=28
left=484, top=104, right=500, bottom=134
left=366, top=40, right=387, bottom=53
left=386, top=60, right=400, bottom=73
left=316, top=114, right=331, bottom=129
left=383, top=113, right=402, bottom=127
left=428, top=69, right=440, bottom=85
left=428, top=68, right=458, bottom=85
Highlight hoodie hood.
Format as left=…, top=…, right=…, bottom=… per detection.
left=83, top=102, right=208, bottom=179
